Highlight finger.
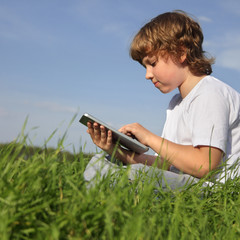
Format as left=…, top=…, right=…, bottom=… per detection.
left=100, top=125, right=107, bottom=141
left=118, top=125, right=128, bottom=134
left=87, top=122, right=93, bottom=134
left=119, top=125, right=134, bottom=135
left=93, top=122, right=101, bottom=140
left=106, top=130, right=112, bottom=146
left=87, top=122, right=99, bottom=143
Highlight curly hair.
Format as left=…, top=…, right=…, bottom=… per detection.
left=130, top=11, right=214, bottom=76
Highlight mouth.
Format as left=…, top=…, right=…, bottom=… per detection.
left=153, top=81, right=160, bottom=87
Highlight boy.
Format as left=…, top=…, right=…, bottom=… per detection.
left=84, top=11, right=240, bottom=189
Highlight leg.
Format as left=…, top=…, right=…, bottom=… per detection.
left=84, top=154, right=199, bottom=190
left=128, top=164, right=200, bottom=191
left=83, top=153, right=125, bottom=183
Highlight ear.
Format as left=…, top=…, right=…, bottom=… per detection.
left=180, top=53, right=187, bottom=63
left=179, top=47, right=187, bottom=64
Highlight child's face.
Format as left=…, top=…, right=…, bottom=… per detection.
left=142, top=54, right=186, bottom=94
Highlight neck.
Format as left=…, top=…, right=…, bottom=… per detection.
left=179, top=74, right=207, bottom=98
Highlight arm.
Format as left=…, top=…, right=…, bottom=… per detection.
left=87, top=122, right=222, bottom=178
left=119, top=123, right=223, bottom=178
left=150, top=135, right=222, bottom=178
left=86, top=122, right=168, bottom=168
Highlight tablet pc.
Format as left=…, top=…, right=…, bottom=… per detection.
left=79, top=113, right=149, bottom=154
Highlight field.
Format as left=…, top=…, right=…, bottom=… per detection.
left=1, top=126, right=240, bottom=239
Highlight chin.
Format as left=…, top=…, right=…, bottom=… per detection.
left=159, top=88, right=171, bottom=94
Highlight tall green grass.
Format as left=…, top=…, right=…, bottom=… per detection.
left=0, top=122, right=240, bottom=239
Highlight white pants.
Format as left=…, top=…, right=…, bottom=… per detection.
left=83, top=153, right=200, bottom=191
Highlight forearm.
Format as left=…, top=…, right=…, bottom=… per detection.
left=147, top=134, right=221, bottom=178
left=109, top=146, right=167, bottom=168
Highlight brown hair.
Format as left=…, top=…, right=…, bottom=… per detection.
left=130, top=11, right=214, bottom=75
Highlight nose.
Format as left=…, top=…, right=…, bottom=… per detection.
left=145, top=66, right=153, bottom=80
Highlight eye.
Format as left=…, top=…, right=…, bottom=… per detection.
left=150, top=61, right=156, bottom=67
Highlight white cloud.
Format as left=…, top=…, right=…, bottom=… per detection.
left=72, top=1, right=132, bottom=44
left=22, top=100, right=78, bottom=114
left=34, top=101, right=78, bottom=114
left=217, top=49, right=240, bottom=71
left=198, top=16, right=212, bottom=23
left=207, top=32, right=240, bottom=72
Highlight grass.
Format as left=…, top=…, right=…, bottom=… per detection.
left=1, top=123, right=240, bottom=239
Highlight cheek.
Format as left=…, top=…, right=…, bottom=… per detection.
left=155, top=69, right=175, bottom=83
left=153, top=68, right=165, bottom=79
left=165, top=66, right=183, bottom=84
left=153, top=62, right=182, bottom=84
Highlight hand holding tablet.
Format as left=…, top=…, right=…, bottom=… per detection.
left=79, top=113, right=149, bottom=154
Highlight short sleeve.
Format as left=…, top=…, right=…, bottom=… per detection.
left=188, top=90, right=230, bottom=153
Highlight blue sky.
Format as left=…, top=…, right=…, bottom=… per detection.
left=1, top=0, right=240, bottom=153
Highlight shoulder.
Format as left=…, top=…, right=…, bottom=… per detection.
left=194, top=76, right=224, bottom=94
left=187, top=76, right=240, bottom=105
left=186, top=76, right=240, bottom=122
left=196, top=76, right=239, bottom=96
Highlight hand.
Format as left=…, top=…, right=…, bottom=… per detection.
left=87, top=122, right=115, bottom=153
left=119, top=123, right=152, bottom=146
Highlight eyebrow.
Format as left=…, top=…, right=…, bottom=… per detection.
left=142, top=56, right=156, bottom=66
left=142, top=57, right=150, bottom=66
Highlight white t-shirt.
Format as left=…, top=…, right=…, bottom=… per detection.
left=161, top=76, right=240, bottom=182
